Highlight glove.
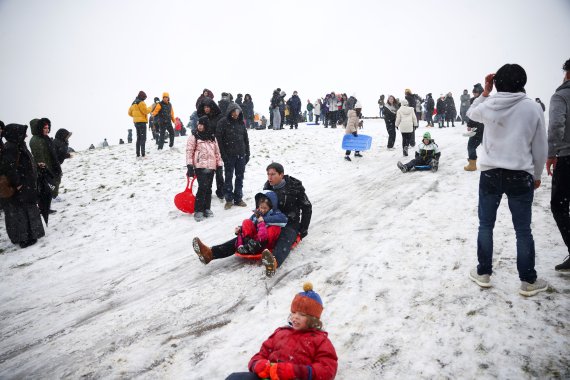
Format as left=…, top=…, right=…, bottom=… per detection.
left=186, top=165, right=194, bottom=177
left=269, top=363, right=295, bottom=380
left=352, top=132, right=357, bottom=137
left=300, top=230, right=308, bottom=239
left=253, top=360, right=271, bottom=378
left=245, top=154, right=250, bottom=164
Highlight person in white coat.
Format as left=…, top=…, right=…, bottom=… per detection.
left=313, top=100, right=321, bottom=125
left=466, top=63, right=549, bottom=297
left=395, top=98, right=418, bottom=156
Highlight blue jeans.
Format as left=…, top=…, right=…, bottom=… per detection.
left=223, top=155, right=246, bottom=203
left=477, top=169, right=537, bottom=282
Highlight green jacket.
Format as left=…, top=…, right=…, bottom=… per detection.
left=29, top=118, right=61, bottom=176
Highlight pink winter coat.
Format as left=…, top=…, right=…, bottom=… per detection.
left=186, top=135, right=223, bottom=169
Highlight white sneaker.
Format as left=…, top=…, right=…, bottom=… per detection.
left=519, top=278, right=548, bottom=297
left=53, top=196, right=64, bottom=203
left=469, top=268, right=491, bottom=288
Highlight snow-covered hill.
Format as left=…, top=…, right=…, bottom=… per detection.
left=0, top=120, right=568, bottom=379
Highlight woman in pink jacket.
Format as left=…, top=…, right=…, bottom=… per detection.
left=186, top=116, right=223, bottom=222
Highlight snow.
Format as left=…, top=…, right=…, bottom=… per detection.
left=0, top=120, right=568, bottom=379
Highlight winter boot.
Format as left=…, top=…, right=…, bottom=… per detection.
left=431, top=159, right=439, bottom=172
left=464, top=159, right=477, bottom=171
left=194, top=212, right=205, bottom=222
left=555, top=256, right=570, bottom=272
left=355, top=152, right=363, bottom=157
left=345, top=155, right=351, bottom=161
left=397, top=161, right=408, bottom=173
left=246, top=239, right=263, bottom=253
left=261, top=249, right=278, bottom=277
left=224, top=201, right=233, bottom=210
left=234, top=200, right=247, bottom=207
left=192, top=237, right=213, bottom=264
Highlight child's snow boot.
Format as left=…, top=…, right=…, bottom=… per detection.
left=261, top=249, right=278, bottom=277
left=464, top=159, right=477, bottom=171
left=397, top=161, right=407, bottom=173
left=192, top=237, right=213, bottom=264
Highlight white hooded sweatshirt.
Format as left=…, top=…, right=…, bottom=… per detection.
left=466, top=92, right=547, bottom=179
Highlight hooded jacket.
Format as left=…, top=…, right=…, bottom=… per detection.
left=128, top=98, right=151, bottom=123
left=1, top=124, right=39, bottom=203
left=252, top=190, right=288, bottom=227
left=395, top=101, right=418, bottom=133
left=53, top=129, right=72, bottom=164
left=195, top=89, right=214, bottom=110
left=215, top=103, right=250, bottom=159
left=548, top=80, right=570, bottom=158
left=185, top=132, right=223, bottom=170
left=263, top=175, right=312, bottom=235
left=345, top=109, right=359, bottom=134
left=197, top=98, right=222, bottom=135
left=467, top=92, right=547, bottom=179
left=29, top=119, right=62, bottom=177
left=248, top=327, right=338, bottom=380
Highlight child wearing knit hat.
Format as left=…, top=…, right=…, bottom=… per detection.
left=226, top=283, right=338, bottom=380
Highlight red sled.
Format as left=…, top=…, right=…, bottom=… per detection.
left=174, top=176, right=196, bottom=214
left=235, top=234, right=302, bottom=260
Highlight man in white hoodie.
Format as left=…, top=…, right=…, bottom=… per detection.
left=466, top=64, right=548, bottom=297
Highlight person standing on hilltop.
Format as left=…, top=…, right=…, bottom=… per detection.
left=128, top=90, right=151, bottom=158
left=151, top=92, right=176, bottom=150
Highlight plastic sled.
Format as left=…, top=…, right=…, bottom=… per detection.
left=235, top=234, right=302, bottom=260
left=414, top=163, right=439, bottom=173
left=342, top=134, right=372, bottom=151
left=174, top=176, right=196, bottom=213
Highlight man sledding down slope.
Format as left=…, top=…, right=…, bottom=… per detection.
left=193, top=162, right=312, bottom=277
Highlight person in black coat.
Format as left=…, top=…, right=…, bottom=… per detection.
left=444, top=92, right=457, bottom=127
left=216, top=102, right=250, bottom=208
left=0, top=124, right=45, bottom=248
left=197, top=97, right=225, bottom=199
left=383, top=95, right=398, bottom=149
left=287, top=91, right=302, bottom=129
left=425, top=93, right=435, bottom=126
left=242, top=94, right=255, bottom=129
left=191, top=162, right=312, bottom=278
left=53, top=129, right=72, bottom=164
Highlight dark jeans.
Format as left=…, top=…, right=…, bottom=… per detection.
left=401, top=132, right=412, bottom=150
left=477, top=169, right=537, bottom=282
left=425, top=112, right=433, bottom=125
left=158, top=123, right=174, bottom=149
left=134, top=122, right=146, bottom=156
left=225, top=373, right=260, bottom=380
left=551, top=156, right=570, bottom=253
left=212, top=224, right=298, bottom=267
left=195, top=168, right=214, bottom=213
left=385, top=119, right=396, bottom=148
left=245, top=118, right=254, bottom=129
left=467, top=128, right=483, bottom=160
left=409, top=127, right=416, bottom=146
left=215, top=167, right=224, bottom=199
left=315, top=114, right=320, bottom=124
left=328, top=110, right=338, bottom=128
left=223, top=155, right=246, bottom=203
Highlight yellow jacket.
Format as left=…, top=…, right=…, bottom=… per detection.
left=151, top=102, right=175, bottom=123
left=128, top=101, right=152, bottom=123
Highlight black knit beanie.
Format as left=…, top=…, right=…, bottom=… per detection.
left=494, top=64, right=527, bottom=93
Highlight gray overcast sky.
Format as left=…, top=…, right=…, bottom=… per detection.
left=1, top=0, right=569, bottom=149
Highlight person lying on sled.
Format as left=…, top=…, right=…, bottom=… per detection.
left=397, top=131, right=441, bottom=173
left=235, top=190, right=288, bottom=255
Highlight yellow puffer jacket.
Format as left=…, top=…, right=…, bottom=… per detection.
left=128, top=100, right=151, bottom=123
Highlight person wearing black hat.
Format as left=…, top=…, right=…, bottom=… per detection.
left=151, top=92, right=176, bottom=150
left=128, top=90, right=151, bottom=157
left=547, top=58, right=570, bottom=272
left=464, top=83, right=485, bottom=171
left=467, top=64, right=549, bottom=297
left=197, top=96, right=225, bottom=200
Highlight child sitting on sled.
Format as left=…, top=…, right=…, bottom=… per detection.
left=235, top=190, right=287, bottom=255
left=397, top=131, right=441, bottom=173
left=226, top=282, right=338, bottom=380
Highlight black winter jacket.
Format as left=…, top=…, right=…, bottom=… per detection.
left=197, top=98, right=222, bottom=135
left=215, top=103, right=250, bottom=159
left=263, top=175, right=312, bottom=236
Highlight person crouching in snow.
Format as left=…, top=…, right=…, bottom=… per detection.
left=186, top=116, right=223, bottom=222
left=397, top=132, right=441, bottom=173
left=226, top=282, right=338, bottom=380
left=235, top=190, right=288, bottom=255
left=344, top=101, right=363, bottom=161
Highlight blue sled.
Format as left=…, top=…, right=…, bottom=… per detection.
left=342, top=134, right=372, bottom=151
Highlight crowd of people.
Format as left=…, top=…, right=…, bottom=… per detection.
left=1, top=59, right=569, bottom=379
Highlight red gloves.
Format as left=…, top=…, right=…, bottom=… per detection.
left=253, top=360, right=271, bottom=378
left=269, top=362, right=295, bottom=380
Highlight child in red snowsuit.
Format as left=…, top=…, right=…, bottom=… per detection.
left=235, top=190, right=287, bottom=255
left=226, top=282, right=338, bottom=380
